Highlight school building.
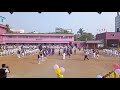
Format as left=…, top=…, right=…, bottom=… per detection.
left=0, top=24, right=74, bottom=45
left=0, top=24, right=104, bottom=48
left=96, top=32, right=120, bottom=48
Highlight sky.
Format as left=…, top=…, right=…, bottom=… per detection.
left=0, top=12, right=117, bottom=35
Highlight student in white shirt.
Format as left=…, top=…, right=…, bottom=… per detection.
left=63, top=53, right=66, bottom=60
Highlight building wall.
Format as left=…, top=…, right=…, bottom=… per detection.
left=72, top=41, right=85, bottom=48
left=106, top=32, right=120, bottom=39
left=0, top=25, right=74, bottom=44
left=0, top=24, right=6, bottom=34
left=96, top=33, right=106, bottom=40
left=2, top=37, right=73, bottom=43
left=0, top=24, right=7, bottom=43
left=115, top=15, right=120, bottom=32
left=96, top=32, right=120, bottom=47
left=96, top=32, right=120, bottom=40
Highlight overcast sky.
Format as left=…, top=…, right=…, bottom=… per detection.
left=0, top=12, right=117, bottom=35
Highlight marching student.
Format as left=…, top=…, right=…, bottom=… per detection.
left=17, top=50, right=21, bottom=58
left=84, top=51, right=89, bottom=60
left=96, top=50, right=99, bottom=59
left=58, top=49, right=61, bottom=55
left=37, top=53, right=40, bottom=64
left=74, top=48, right=76, bottom=55
left=63, top=52, right=66, bottom=60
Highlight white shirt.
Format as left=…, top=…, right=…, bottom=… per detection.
left=5, top=69, right=10, bottom=73
left=63, top=53, right=65, bottom=57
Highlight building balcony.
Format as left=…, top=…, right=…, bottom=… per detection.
left=2, top=38, right=74, bottom=43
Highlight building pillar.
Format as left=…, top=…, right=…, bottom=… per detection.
left=94, top=44, right=95, bottom=49
left=105, top=39, right=107, bottom=48
left=87, top=43, right=88, bottom=48
left=118, top=39, right=119, bottom=48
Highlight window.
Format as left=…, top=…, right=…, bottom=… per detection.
left=63, top=36, right=68, bottom=38
left=7, top=36, right=17, bottom=38
left=69, top=36, right=73, bottom=39
left=111, top=34, right=115, bottom=36
left=50, top=36, right=60, bottom=38
left=18, top=36, right=25, bottom=38
left=117, top=28, right=119, bottom=32
left=28, top=36, right=39, bottom=38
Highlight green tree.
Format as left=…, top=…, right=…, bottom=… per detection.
left=63, top=30, right=69, bottom=34
left=77, top=28, right=85, bottom=35
left=54, top=30, right=72, bottom=34
left=74, top=34, right=80, bottom=41
left=5, top=24, right=13, bottom=33
left=79, top=32, right=94, bottom=41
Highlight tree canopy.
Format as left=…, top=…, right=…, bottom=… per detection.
left=75, top=28, right=94, bottom=41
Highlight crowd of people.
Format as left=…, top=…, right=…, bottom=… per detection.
left=1, top=44, right=109, bottom=78
left=103, top=48, right=120, bottom=57
left=37, top=45, right=77, bottom=64
left=0, top=45, right=38, bottom=57
left=83, top=49, right=99, bottom=60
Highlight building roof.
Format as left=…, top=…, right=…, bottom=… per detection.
left=0, top=24, right=7, bottom=29
left=4, top=41, right=70, bottom=44
left=97, top=32, right=120, bottom=35
left=2, top=33, right=74, bottom=36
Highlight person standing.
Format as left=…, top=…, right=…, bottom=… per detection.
left=37, top=53, right=40, bottom=64
left=96, top=50, right=99, bottom=59
left=17, top=50, right=21, bottom=58
left=63, top=53, right=66, bottom=60
left=39, top=44, right=42, bottom=51
left=52, top=48, right=54, bottom=55
left=58, top=49, right=61, bottom=55
left=70, top=48, right=72, bottom=55
left=0, top=64, right=10, bottom=78
left=84, top=51, right=89, bottom=60
left=74, top=48, right=76, bottom=55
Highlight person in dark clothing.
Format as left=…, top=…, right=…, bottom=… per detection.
left=17, top=50, right=21, bottom=58
left=52, top=48, right=54, bottom=55
left=58, top=49, right=60, bottom=55
left=68, top=52, right=71, bottom=58
left=39, top=45, right=42, bottom=51
left=0, top=64, right=10, bottom=78
left=67, top=48, right=69, bottom=56
left=63, top=48, right=66, bottom=54
left=70, top=49, right=72, bottom=54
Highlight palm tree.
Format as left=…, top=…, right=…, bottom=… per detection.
left=77, top=28, right=85, bottom=35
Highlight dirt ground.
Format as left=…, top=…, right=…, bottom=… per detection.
left=0, top=50, right=119, bottom=78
